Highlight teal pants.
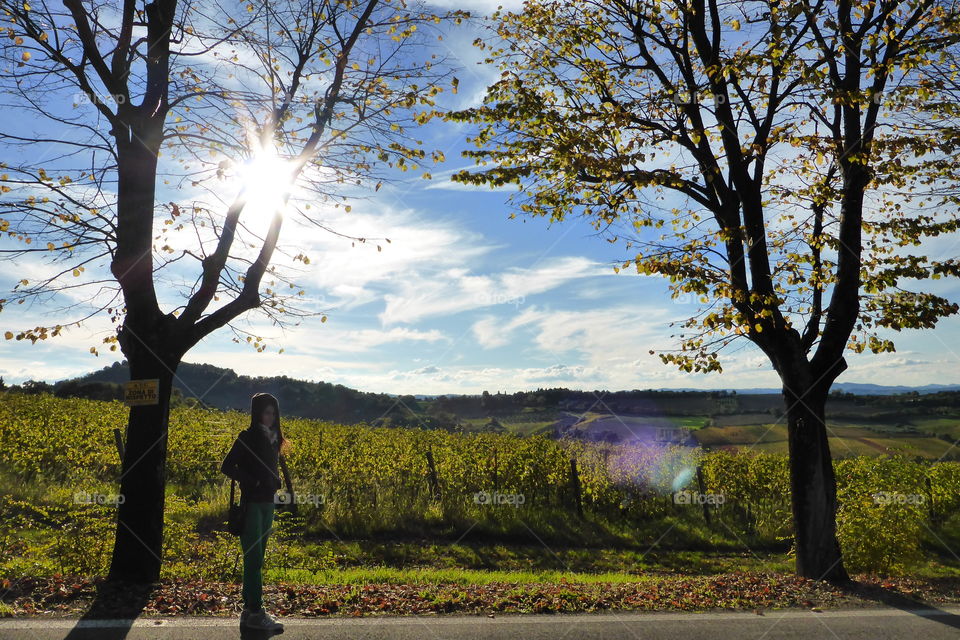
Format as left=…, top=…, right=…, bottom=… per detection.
left=240, top=500, right=275, bottom=611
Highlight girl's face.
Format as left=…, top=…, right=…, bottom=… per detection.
left=260, top=403, right=276, bottom=428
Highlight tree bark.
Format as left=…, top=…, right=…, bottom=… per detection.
left=783, top=379, right=850, bottom=584
left=107, top=330, right=180, bottom=583
left=106, top=100, right=174, bottom=583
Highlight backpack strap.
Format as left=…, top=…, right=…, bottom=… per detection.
left=278, top=453, right=297, bottom=514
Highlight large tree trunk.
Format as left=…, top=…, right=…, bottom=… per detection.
left=105, top=113, right=175, bottom=583
left=783, top=380, right=850, bottom=584
left=107, top=314, right=181, bottom=584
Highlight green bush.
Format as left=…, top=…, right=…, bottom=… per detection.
left=835, top=457, right=927, bottom=574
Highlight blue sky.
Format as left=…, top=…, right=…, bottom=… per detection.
left=2, top=0, right=960, bottom=394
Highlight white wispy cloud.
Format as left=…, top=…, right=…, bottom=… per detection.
left=279, top=204, right=496, bottom=312
left=381, top=255, right=606, bottom=324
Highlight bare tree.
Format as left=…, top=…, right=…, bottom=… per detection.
left=0, top=0, right=465, bottom=583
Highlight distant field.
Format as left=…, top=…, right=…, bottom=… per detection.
left=465, top=413, right=703, bottom=439
left=693, top=421, right=959, bottom=460
left=694, top=424, right=787, bottom=447
left=710, top=413, right=778, bottom=427
left=460, top=416, right=556, bottom=436
left=480, top=406, right=959, bottom=459
left=667, top=416, right=710, bottom=428
left=908, top=417, right=960, bottom=439
left=552, top=412, right=698, bottom=443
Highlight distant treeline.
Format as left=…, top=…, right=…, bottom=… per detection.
left=48, top=361, right=401, bottom=423
left=3, top=362, right=960, bottom=428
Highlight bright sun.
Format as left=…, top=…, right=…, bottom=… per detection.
left=237, top=148, right=294, bottom=220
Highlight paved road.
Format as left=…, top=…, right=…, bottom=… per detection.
left=2, top=608, right=960, bottom=640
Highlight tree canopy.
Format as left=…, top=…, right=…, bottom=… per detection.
left=1, top=0, right=464, bottom=352
left=447, top=0, right=960, bottom=582
left=449, top=0, right=960, bottom=376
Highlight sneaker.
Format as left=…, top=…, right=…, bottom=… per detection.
left=239, top=606, right=256, bottom=626
left=242, top=608, right=284, bottom=632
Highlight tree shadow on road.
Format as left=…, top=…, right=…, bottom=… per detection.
left=62, top=579, right=153, bottom=640
left=841, top=580, right=960, bottom=631
left=61, top=579, right=281, bottom=639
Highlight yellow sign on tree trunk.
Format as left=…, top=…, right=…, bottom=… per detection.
left=124, top=380, right=160, bottom=406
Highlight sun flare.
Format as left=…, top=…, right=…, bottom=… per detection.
left=237, top=147, right=294, bottom=220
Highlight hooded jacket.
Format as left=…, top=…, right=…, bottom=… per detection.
left=220, top=423, right=283, bottom=503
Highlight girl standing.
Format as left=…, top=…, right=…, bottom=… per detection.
left=221, top=392, right=291, bottom=632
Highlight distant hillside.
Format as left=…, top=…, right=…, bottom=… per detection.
left=62, top=361, right=401, bottom=423
left=720, top=382, right=960, bottom=395
left=48, top=362, right=960, bottom=431
left=833, top=382, right=960, bottom=395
